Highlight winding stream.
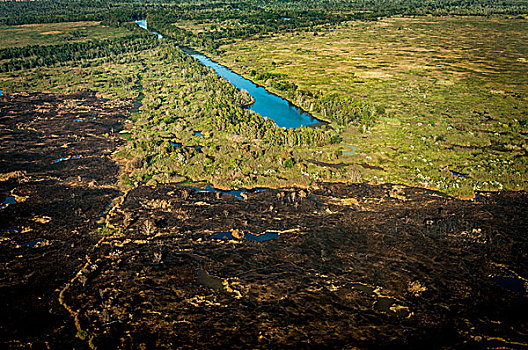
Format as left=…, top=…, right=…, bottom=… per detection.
left=136, top=20, right=319, bottom=129
left=135, top=20, right=163, bottom=40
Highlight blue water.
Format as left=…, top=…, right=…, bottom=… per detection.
left=211, top=231, right=279, bottom=242
left=189, top=185, right=247, bottom=200
left=19, top=240, right=47, bottom=248
left=450, top=170, right=465, bottom=178
left=188, top=185, right=267, bottom=200
left=211, top=232, right=234, bottom=240
left=2, top=227, right=21, bottom=233
left=53, top=155, right=81, bottom=164
left=0, top=196, right=16, bottom=210
left=245, top=232, right=279, bottom=242
left=170, top=142, right=202, bottom=153
left=0, top=89, right=3, bottom=96
left=194, top=131, right=203, bottom=137
left=191, top=53, right=318, bottom=129
left=135, top=20, right=163, bottom=40
left=135, top=19, right=319, bottom=129
left=74, top=118, right=83, bottom=122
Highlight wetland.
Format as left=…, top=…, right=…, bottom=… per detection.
left=0, top=1, right=527, bottom=348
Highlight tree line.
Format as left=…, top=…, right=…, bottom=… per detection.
left=0, top=33, right=158, bottom=72
left=1, top=0, right=525, bottom=27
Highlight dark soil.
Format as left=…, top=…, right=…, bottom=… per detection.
left=0, top=91, right=129, bottom=347
left=1, top=92, right=527, bottom=349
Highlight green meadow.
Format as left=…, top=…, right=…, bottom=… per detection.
left=200, top=16, right=528, bottom=196
left=0, top=21, right=132, bottom=48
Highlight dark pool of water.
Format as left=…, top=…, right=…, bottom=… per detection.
left=211, top=232, right=234, bottom=240
left=490, top=268, right=527, bottom=295
left=189, top=185, right=247, bottom=200
left=170, top=142, right=202, bottom=153
left=19, top=239, right=48, bottom=248
left=1, top=196, right=16, bottom=210
left=211, top=231, right=279, bottom=242
left=2, top=227, right=22, bottom=233
left=449, top=170, right=466, bottom=178
left=245, top=231, right=279, bottom=242
left=188, top=185, right=267, bottom=200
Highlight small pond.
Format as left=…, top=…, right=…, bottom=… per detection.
left=211, top=231, right=279, bottom=242
left=53, top=155, right=81, bottom=164
left=0, top=196, right=16, bottom=210
left=188, top=185, right=267, bottom=200
left=490, top=268, right=527, bottom=295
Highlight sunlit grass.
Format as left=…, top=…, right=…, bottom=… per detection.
left=0, top=21, right=133, bottom=48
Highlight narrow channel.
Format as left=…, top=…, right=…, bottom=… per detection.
left=135, top=20, right=320, bottom=129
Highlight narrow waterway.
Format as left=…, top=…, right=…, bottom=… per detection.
left=136, top=20, right=319, bottom=129
left=135, top=20, right=163, bottom=40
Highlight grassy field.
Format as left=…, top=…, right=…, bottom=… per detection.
left=0, top=54, right=143, bottom=100
left=0, top=21, right=133, bottom=48
left=199, top=16, right=528, bottom=196
left=0, top=23, right=146, bottom=99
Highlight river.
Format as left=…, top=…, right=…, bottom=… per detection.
left=135, top=20, right=319, bottom=129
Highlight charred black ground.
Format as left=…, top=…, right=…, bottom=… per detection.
left=1, top=93, right=527, bottom=348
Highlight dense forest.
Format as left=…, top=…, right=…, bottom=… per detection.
left=1, top=0, right=526, bottom=26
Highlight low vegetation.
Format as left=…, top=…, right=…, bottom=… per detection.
left=0, top=21, right=132, bottom=48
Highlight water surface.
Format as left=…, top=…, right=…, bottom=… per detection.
left=490, top=268, right=527, bottom=295
left=53, top=155, right=81, bottom=164
left=135, top=20, right=163, bottom=40
left=211, top=231, right=279, bottom=242
left=189, top=185, right=267, bottom=200
left=0, top=196, right=16, bottom=210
